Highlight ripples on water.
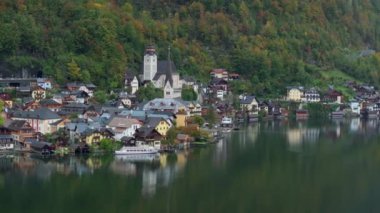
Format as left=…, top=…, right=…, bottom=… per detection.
left=0, top=118, right=380, bottom=213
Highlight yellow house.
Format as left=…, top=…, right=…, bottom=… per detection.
left=176, top=110, right=188, bottom=128
left=147, top=118, right=171, bottom=136
left=287, top=87, right=304, bottom=102
left=80, top=129, right=114, bottom=145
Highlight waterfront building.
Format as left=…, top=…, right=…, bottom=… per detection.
left=287, top=86, right=304, bottom=102
left=304, top=88, right=320, bottom=103
left=240, top=95, right=259, bottom=112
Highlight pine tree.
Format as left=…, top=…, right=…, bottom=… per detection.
left=67, top=59, right=81, bottom=81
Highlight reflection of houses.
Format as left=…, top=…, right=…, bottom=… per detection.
left=350, top=118, right=360, bottom=132
left=287, top=127, right=320, bottom=147
left=110, top=160, right=137, bottom=176
left=142, top=169, right=158, bottom=197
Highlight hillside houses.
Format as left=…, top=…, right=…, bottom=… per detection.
left=10, top=108, right=61, bottom=134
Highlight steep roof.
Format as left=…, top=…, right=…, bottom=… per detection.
left=153, top=60, right=177, bottom=86
left=135, top=126, right=157, bottom=138
left=146, top=117, right=168, bottom=128
left=210, top=78, right=228, bottom=85
left=6, top=120, right=31, bottom=131
left=240, top=96, right=257, bottom=105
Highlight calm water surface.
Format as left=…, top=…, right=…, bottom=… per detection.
left=1, top=119, right=380, bottom=213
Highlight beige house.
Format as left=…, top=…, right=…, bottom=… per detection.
left=240, top=96, right=259, bottom=112
left=287, top=87, right=304, bottom=102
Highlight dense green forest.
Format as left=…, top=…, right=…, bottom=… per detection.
left=0, top=0, right=379, bottom=96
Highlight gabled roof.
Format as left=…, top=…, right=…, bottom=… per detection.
left=80, top=128, right=114, bottom=137
left=108, top=117, right=141, bottom=129
left=146, top=117, right=168, bottom=128
left=153, top=60, right=177, bottom=86
left=63, top=103, right=89, bottom=109
left=5, top=120, right=32, bottom=131
left=65, top=122, right=90, bottom=134
left=287, top=86, right=304, bottom=91
left=240, top=96, right=257, bottom=105
left=210, top=78, right=228, bottom=85
left=119, top=110, right=146, bottom=118
left=50, top=119, right=66, bottom=126
left=11, top=108, right=60, bottom=120
left=40, top=99, right=61, bottom=106
left=135, top=126, right=157, bottom=138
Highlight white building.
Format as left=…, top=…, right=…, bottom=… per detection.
left=142, top=45, right=183, bottom=99
left=107, top=117, right=142, bottom=141
left=125, top=72, right=139, bottom=95
left=37, top=78, right=52, bottom=90
left=350, top=100, right=360, bottom=115
left=303, top=88, right=320, bottom=103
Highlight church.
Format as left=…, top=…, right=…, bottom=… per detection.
left=142, top=45, right=183, bottom=99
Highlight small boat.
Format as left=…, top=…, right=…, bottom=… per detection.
left=115, top=145, right=158, bottom=155
left=221, top=128, right=232, bottom=133
left=296, top=109, right=309, bottom=120
left=233, top=124, right=240, bottom=131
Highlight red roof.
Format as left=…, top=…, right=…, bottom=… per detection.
left=211, top=69, right=228, bottom=74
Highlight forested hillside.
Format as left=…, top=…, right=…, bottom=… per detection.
left=0, top=0, right=379, bottom=95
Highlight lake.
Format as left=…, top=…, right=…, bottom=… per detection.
left=1, top=118, right=380, bottom=213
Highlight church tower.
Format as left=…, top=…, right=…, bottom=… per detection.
left=143, top=45, right=157, bottom=81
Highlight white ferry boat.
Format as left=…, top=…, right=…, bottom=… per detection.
left=115, top=154, right=159, bottom=162
left=115, top=145, right=158, bottom=155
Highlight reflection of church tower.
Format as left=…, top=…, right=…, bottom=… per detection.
left=143, top=45, right=157, bottom=81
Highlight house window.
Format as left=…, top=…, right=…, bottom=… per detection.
left=166, top=92, right=170, bottom=95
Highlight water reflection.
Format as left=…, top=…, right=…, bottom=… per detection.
left=0, top=119, right=380, bottom=212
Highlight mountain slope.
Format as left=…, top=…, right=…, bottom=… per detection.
left=0, top=0, right=379, bottom=94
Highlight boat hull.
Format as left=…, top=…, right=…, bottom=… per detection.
left=115, top=150, right=158, bottom=155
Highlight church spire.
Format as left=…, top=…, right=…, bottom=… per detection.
left=165, top=45, right=174, bottom=87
